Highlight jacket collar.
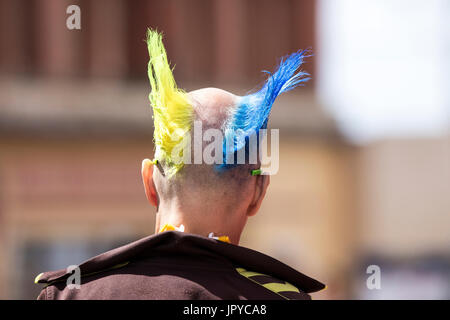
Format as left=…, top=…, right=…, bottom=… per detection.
left=36, top=231, right=325, bottom=293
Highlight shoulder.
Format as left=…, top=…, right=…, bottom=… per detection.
left=234, top=267, right=312, bottom=300
left=34, top=231, right=325, bottom=299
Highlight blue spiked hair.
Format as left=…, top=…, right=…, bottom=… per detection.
left=218, top=50, right=310, bottom=170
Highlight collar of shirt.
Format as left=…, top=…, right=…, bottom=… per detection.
left=159, top=223, right=231, bottom=243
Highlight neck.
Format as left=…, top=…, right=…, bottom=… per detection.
left=154, top=201, right=248, bottom=245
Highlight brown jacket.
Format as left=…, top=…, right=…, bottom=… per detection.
left=35, top=231, right=324, bottom=300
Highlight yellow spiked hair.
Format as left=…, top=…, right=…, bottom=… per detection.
left=146, top=29, right=193, bottom=177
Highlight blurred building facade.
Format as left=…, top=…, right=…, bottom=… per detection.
left=0, top=0, right=448, bottom=299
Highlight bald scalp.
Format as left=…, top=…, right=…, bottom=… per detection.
left=153, top=87, right=257, bottom=202
left=189, top=87, right=237, bottom=129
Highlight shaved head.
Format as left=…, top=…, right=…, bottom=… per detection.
left=188, top=87, right=237, bottom=129
left=142, top=86, right=269, bottom=243
left=151, top=87, right=260, bottom=216
left=143, top=29, right=306, bottom=242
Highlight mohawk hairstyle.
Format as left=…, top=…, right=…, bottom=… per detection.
left=218, top=50, right=310, bottom=170
left=146, top=29, right=193, bottom=177
left=146, top=28, right=310, bottom=175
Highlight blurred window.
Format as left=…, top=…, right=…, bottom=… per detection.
left=318, top=0, right=450, bottom=143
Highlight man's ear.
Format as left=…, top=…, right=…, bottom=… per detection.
left=247, top=174, right=270, bottom=217
left=141, top=159, right=158, bottom=207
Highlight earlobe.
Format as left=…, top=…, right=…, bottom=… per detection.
left=141, top=159, right=158, bottom=207
left=247, top=174, right=270, bottom=217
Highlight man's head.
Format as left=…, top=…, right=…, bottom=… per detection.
left=141, top=30, right=309, bottom=244
left=142, top=87, right=269, bottom=243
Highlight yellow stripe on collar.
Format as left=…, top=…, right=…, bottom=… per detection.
left=216, top=235, right=230, bottom=243
left=159, top=224, right=230, bottom=243
left=235, top=267, right=303, bottom=300
left=159, top=223, right=177, bottom=232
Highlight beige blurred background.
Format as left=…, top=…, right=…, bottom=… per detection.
left=0, top=0, right=448, bottom=299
